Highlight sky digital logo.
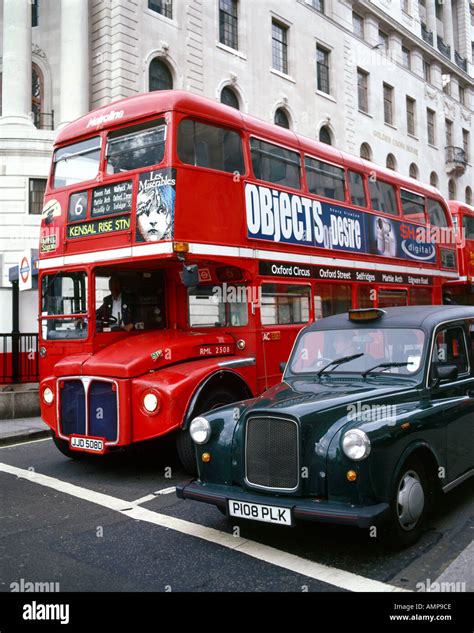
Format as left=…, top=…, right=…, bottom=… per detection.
left=245, top=183, right=363, bottom=252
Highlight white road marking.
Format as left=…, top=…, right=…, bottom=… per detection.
left=0, top=437, right=52, bottom=450
left=0, top=462, right=408, bottom=593
left=131, top=487, right=176, bottom=505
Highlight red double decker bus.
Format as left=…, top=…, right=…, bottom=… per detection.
left=443, top=201, right=474, bottom=305
left=38, top=91, right=458, bottom=470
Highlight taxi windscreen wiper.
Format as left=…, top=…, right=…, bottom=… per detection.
left=317, top=353, right=364, bottom=378
left=362, top=362, right=409, bottom=379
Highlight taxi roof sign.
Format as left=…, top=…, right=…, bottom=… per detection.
left=348, top=308, right=386, bottom=322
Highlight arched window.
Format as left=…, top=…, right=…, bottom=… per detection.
left=360, top=142, right=372, bottom=161
left=448, top=178, right=456, bottom=199
left=319, top=125, right=332, bottom=145
left=274, top=107, right=290, bottom=129
left=220, top=86, right=240, bottom=110
left=466, top=186, right=472, bottom=205
left=430, top=171, right=439, bottom=188
left=149, top=58, right=173, bottom=92
left=32, top=63, right=43, bottom=128
left=409, top=163, right=419, bottom=179
left=386, top=153, right=397, bottom=170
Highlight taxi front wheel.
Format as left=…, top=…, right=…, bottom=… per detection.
left=380, top=457, right=430, bottom=549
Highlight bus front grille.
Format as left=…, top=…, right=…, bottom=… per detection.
left=245, top=416, right=299, bottom=491
left=59, top=378, right=118, bottom=442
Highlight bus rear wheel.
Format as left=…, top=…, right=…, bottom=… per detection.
left=51, top=433, right=84, bottom=460
left=177, top=388, right=235, bottom=475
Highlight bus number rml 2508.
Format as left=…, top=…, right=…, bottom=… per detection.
left=199, top=345, right=232, bottom=356
left=69, top=435, right=106, bottom=454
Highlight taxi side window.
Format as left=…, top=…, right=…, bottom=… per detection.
left=431, top=327, right=469, bottom=377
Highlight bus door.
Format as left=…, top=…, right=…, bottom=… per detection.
left=258, top=282, right=312, bottom=390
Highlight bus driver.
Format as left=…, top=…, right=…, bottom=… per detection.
left=96, top=275, right=134, bottom=331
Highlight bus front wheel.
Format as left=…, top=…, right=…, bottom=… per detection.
left=177, top=388, right=235, bottom=475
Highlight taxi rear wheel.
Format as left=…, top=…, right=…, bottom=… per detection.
left=382, top=457, right=429, bottom=549
left=177, top=388, right=235, bottom=475
left=51, top=433, right=84, bottom=460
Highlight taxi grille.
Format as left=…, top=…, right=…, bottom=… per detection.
left=245, top=417, right=299, bottom=490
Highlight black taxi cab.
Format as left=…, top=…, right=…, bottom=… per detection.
left=177, top=306, right=474, bottom=547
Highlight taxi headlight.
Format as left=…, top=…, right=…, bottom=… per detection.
left=42, top=386, right=54, bottom=405
left=143, top=392, right=159, bottom=413
left=342, top=429, right=371, bottom=461
left=189, top=417, right=211, bottom=445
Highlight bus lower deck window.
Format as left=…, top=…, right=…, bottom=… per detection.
left=314, top=283, right=351, bottom=319
left=261, top=284, right=310, bottom=325
left=188, top=285, right=249, bottom=328
left=41, top=272, right=88, bottom=340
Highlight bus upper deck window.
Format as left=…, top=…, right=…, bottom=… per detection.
left=305, top=157, right=345, bottom=201
left=401, top=189, right=426, bottom=224
left=178, top=119, right=244, bottom=174
left=348, top=171, right=367, bottom=207
left=250, top=138, right=300, bottom=190
left=106, top=119, right=166, bottom=174
left=53, top=137, right=101, bottom=188
left=369, top=179, right=398, bottom=216
left=427, top=198, right=449, bottom=228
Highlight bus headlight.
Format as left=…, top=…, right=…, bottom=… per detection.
left=189, top=417, right=211, bottom=445
left=342, top=429, right=371, bottom=461
left=42, top=386, right=54, bottom=405
left=142, top=391, right=159, bottom=413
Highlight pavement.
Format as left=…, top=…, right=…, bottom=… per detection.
left=0, top=416, right=50, bottom=446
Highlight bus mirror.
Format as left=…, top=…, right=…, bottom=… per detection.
left=183, top=264, right=199, bottom=288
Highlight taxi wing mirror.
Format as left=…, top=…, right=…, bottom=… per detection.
left=182, top=264, right=199, bottom=288
left=433, top=363, right=458, bottom=388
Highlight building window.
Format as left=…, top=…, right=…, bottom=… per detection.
left=445, top=118, right=453, bottom=147
left=401, top=46, right=411, bottom=69
left=148, top=0, right=172, bottom=19
left=316, top=45, right=330, bottom=94
left=310, top=0, right=324, bottom=12
left=402, top=0, right=409, bottom=13
left=353, top=12, right=364, bottom=38
left=423, top=60, right=431, bottom=83
left=459, top=85, right=465, bottom=106
left=463, top=129, right=470, bottom=163
left=319, top=126, right=332, bottom=145
left=31, top=64, right=44, bottom=129
left=29, top=178, right=47, bottom=215
left=149, top=58, right=173, bottom=91
left=435, top=1, right=442, bottom=20
left=272, top=20, right=288, bottom=75
left=360, top=142, right=372, bottom=160
left=219, top=0, right=238, bottom=50
left=442, top=73, right=451, bottom=95
left=32, top=0, right=39, bottom=27
left=220, top=86, right=239, bottom=109
left=448, top=178, right=456, bottom=199
left=466, top=187, right=472, bottom=205
left=274, top=107, right=290, bottom=129
left=378, top=30, right=389, bottom=53
left=406, top=96, right=416, bottom=136
left=409, top=163, right=419, bottom=179
left=430, top=171, right=438, bottom=188
left=386, top=153, right=397, bottom=170
left=427, top=108, right=436, bottom=145
left=357, top=68, right=369, bottom=113
left=383, top=83, right=394, bottom=125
